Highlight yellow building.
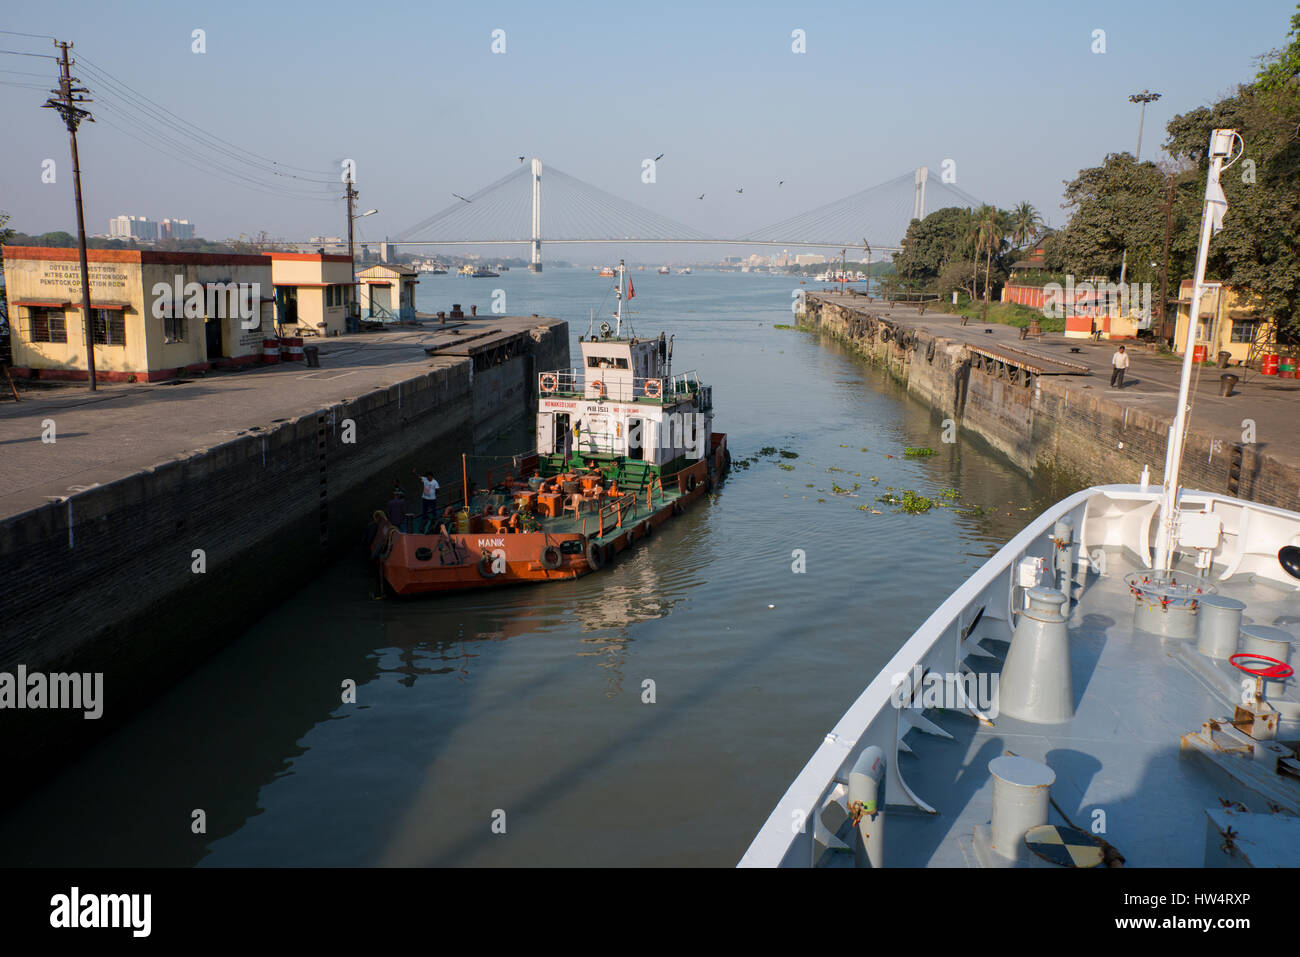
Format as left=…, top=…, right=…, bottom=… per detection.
left=1, top=246, right=274, bottom=382
left=357, top=262, right=419, bottom=322
left=264, top=252, right=356, bottom=336
left=1172, top=280, right=1276, bottom=366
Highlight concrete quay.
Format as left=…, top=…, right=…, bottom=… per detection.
left=802, top=292, right=1300, bottom=510
left=0, top=314, right=568, bottom=804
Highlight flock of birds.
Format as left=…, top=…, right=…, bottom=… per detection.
left=448, top=155, right=784, bottom=204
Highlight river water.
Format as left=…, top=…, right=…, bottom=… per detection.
left=0, top=270, right=1077, bottom=867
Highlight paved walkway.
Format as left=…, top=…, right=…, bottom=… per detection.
left=0, top=316, right=559, bottom=520
left=811, top=292, right=1300, bottom=472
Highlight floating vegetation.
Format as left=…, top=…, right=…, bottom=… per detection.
left=773, top=323, right=795, bottom=330
left=831, top=483, right=857, bottom=496
left=759, top=446, right=777, bottom=456
left=778, top=450, right=799, bottom=459
left=870, top=476, right=879, bottom=483
left=817, top=498, right=826, bottom=503
left=959, top=504, right=987, bottom=516
left=805, top=483, right=814, bottom=488
left=859, top=447, right=869, bottom=452
left=938, top=488, right=960, bottom=501
left=778, top=463, right=795, bottom=471
left=904, top=447, right=937, bottom=457
left=876, top=490, right=935, bottom=514
left=826, top=466, right=844, bottom=473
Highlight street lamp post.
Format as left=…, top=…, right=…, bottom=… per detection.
left=1119, top=90, right=1162, bottom=291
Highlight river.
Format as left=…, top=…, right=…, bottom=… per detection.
left=0, top=269, right=1077, bottom=866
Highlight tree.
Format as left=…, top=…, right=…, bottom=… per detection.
left=892, top=206, right=978, bottom=292
left=1009, top=202, right=1042, bottom=250
left=976, top=205, right=1008, bottom=320
left=0, top=211, right=13, bottom=248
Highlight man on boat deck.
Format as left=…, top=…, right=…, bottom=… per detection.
left=1110, top=345, right=1130, bottom=389
left=385, top=489, right=407, bottom=531
left=413, top=468, right=440, bottom=530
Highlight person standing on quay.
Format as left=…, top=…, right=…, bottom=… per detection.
left=1110, top=345, right=1130, bottom=389
left=414, top=468, right=440, bottom=530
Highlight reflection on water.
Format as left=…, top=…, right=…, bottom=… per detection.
left=0, top=272, right=1080, bottom=867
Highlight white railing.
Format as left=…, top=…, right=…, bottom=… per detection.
left=538, top=369, right=703, bottom=402
left=737, top=485, right=1300, bottom=868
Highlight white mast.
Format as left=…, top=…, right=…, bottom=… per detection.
left=1153, top=128, right=1238, bottom=574
left=615, top=259, right=625, bottom=337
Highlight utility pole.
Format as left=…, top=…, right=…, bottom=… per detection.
left=345, top=168, right=358, bottom=330
left=1159, top=173, right=1174, bottom=342
left=863, top=240, right=872, bottom=301
left=43, top=40, right=97, bottom=391
left=1119, top=89, right=1162, bottom=292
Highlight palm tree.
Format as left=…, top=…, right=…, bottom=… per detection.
left=976, top=205, right=1006, bottom=321
left=1009, top=201, right=1043, bottom=250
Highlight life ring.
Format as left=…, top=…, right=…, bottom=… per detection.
left=585, top=540, right=605, bottom=571
left=541, top=545, right=562, bottom=570
left=644, top=378, right=662, bottom=398
left=540, top=372, right=558, bottom=393
left=591, top=380, right=607, bottom=398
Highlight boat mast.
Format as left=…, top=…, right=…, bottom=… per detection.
left=615, top=259, right=625, bottom=337
left=1153, top=128, right=1238, bottom=574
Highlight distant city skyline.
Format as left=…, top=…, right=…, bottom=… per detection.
left=1, top=0, right=1294, bottom=264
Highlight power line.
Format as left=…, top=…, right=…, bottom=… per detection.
left=76, top=54, right=336, bottom=179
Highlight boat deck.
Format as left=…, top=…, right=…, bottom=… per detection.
left=823, top=549, right=1300, bottom=867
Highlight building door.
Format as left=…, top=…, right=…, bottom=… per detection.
left=205, top=317, right=224, bottom=360
left=371, top=284, right=392, bottom=316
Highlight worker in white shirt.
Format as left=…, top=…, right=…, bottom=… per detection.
left=1110, top=345, right=1130, bottom=389
left=413, top=468, right=440, bottom=530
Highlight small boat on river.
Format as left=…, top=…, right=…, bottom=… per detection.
left=369, top=260, right=728, bottom=595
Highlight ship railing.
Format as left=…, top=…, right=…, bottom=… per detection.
left=539, top=369, right=708, bottom=403
left=738, top=485, right=1104, bottom=869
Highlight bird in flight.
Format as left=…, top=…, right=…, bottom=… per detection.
left=778, top=180, right=784, bottom=186
left=452, top=193, right=472, bottom=203
left=698, top=193, right=705, bottom=200
left=736, top=188, right=743, bottom=194
left=654, top=153, right=664, bottom=161
left=518, top=156, right=525, bottom=163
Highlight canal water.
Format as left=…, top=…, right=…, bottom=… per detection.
left=0, top=270, right=1078, bottom=867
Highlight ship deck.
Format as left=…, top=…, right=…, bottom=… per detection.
left=822, top=548, right=1300, bottom=868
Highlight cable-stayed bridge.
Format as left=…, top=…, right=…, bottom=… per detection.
left=380, top=159, right=984, bottom=270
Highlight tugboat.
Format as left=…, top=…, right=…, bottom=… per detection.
left=369, top=260, right=729, bottom=595
left=658, top=266, right=671, bottom=275
left=598, top=266, right=616, bottom=277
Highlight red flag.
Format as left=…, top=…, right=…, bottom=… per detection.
left=627, top=278, right=635, bottom=299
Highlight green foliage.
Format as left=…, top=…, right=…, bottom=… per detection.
left=903, top=447, right=936, bottom=457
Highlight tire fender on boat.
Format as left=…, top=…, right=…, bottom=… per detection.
left=540, top=544, right=563, bottom=570
left=477, top=554, right=499, bottom=578
left=585, top=540, right=605, bottom=571
left=686, top=474, right=697, bottom=493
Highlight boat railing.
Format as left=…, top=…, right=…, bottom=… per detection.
left=738, top=484, right=1300, bottom=868
left=539, top=369, right=706, bottom=403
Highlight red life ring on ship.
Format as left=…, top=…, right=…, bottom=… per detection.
left=592, top=380, right=607, bottom=398
left=644, top=378, right=662, bottom=398
left=540, top=372, right=558, bottom=393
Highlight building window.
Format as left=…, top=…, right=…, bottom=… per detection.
left=90, top=308, right=127, bottom=346
left=29, top=307, right=67, bottom=343
left=1230, top=319, right=1262, bottom=344
left=326, top=285, right=335, bottom=307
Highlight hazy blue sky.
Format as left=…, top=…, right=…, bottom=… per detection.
left=1, top=0, right=1294, bottom=257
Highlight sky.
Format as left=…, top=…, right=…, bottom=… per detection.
left=1, top=0, right=1294, bottom=261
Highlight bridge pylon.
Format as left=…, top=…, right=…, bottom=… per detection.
left=529, top=157, right=543, bottom=272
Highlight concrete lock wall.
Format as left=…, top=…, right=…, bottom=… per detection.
left=800, top=299, right=1299, bottom=511
left=0, top=324, right=566, bottom=801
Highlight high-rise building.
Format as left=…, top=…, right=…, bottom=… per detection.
left=108, top=215, right=159, bottom=241
left=159, top=218, right=195, bottom=240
